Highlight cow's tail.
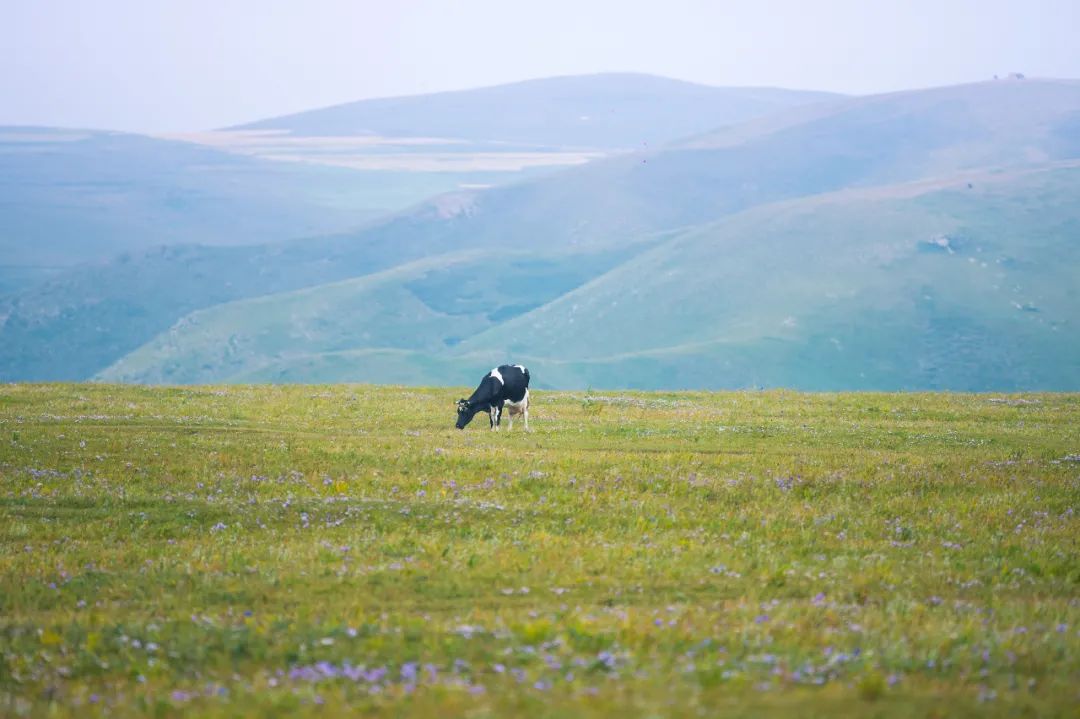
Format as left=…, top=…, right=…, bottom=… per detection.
left=523, top=366, right=531, bottom=388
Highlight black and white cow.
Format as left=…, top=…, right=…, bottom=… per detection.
left=456, top=364, right=530, bottom=431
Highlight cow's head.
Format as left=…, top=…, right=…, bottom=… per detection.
left=455, top=398, right=478, bottom=429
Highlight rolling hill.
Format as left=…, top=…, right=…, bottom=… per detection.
left=0, top=74, right=837, bottom=297
left=6, top=78, right=1080, bottom=388
left=233, top=73, right=840, bottom=149
left=94, top=245, right=645, bottom=384
left=0, top=127, right=503, bottom=293
left=97, top=163, right=1080, bottom=389
left=454, top=163, right=1080, bottom=390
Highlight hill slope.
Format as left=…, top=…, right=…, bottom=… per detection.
left=96, top=245, right=642, bottom=384
left=100, top=164, right=1080, bottom=390
left=0, top=127, right=486, bottom=292
left=7, top=79, right=1080, bottom=385
left=457, top=164, right=1080, bottom=390
left=233, top=73, right=840, bottom=149
left=230, top=78, right=1080, bottom=260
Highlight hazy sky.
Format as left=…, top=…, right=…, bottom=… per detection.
left=4, top=0, right=1080, bottom=132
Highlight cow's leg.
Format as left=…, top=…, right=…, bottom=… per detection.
left=489, top=407, right=495, bottom=430
left=523, top=399, right=530, bottom=432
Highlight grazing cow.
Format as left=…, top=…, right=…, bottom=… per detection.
left=456, top=364, right=530, bottom=431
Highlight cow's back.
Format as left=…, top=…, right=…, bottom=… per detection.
left=497, top=364, right=529, bottom=403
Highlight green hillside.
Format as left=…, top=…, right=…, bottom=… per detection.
left=0, top=75, right=839, bottom=375
left=6, top=79, right=1080, bottom=386
left=98, top=164, right=1080, bottom=390
left=455, top=164, right=1080, bottom=390
left=97, top=245, right=644, bottom=384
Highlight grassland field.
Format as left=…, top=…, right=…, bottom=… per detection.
left=0, top=383, right=1078, bottom=717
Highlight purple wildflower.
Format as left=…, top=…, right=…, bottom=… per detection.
left=400, top=662, right=418, bottom=683
left=363, top=667, right=387, bottom=683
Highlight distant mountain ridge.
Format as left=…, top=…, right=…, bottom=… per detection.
left=232, top=72, right=840, bottom=148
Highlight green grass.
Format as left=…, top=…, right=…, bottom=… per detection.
left=1, top=384, right=1078, bottom=716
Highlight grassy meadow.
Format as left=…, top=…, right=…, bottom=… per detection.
left=1, top=384, right=1078, bottom=716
